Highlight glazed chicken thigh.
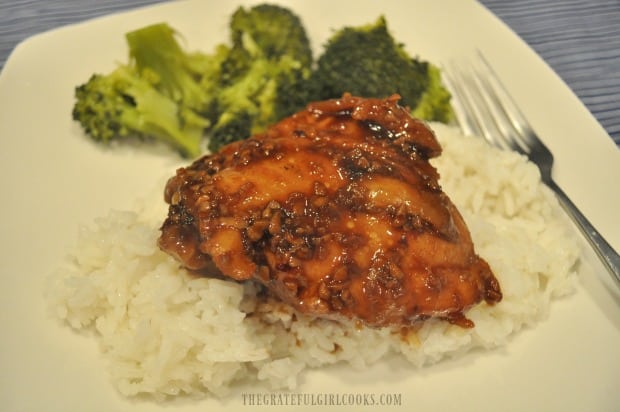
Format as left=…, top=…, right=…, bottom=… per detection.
left=159, top=94, right=502, bottom=328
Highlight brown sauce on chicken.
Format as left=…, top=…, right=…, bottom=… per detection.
left=159, top=94, right=502, bottom=328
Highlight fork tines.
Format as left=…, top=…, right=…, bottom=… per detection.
left=442, top=52, right=540, bottom=156
left=441, top=51, right=620, bottom=287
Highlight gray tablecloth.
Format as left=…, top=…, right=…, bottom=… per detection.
left=1, top=0, right=618, bottom=146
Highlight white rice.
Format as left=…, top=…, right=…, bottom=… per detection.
left=46, top=123, right=580, bottom=399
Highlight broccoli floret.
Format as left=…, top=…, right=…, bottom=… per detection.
left=411, top=64, right=454, bottom=123
left=209, top=109, right=254, bottom=150
left=229, top=4, right=313, bottom=66
left=125, top=23, right=212, bottom=114
left=206, top=55, right=312, bottom=152
left=309, top=16, right=453, bottom=122
left=72, top=23, right=213, bottom=158
left=72, top=66, right=207, bottom=158
left=205, top=4, right=313, bottom=152
left=270, top=55, right=315, bottom=122
left=73, top=8, right=313, bottom=157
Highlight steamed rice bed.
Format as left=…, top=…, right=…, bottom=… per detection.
left=47, top=123, right=579, bottom=399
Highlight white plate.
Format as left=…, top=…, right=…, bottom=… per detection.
left=1, top=1, right=619, bottom=411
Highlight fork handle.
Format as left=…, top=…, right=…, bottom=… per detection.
left=547, top=179, right=620, bottom=287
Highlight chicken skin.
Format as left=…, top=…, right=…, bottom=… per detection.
left=159, top=94, right=502, bottom=328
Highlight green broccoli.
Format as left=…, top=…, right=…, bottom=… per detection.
left=126, top=23, right=212, bottom=113
left=73, top=6, right=454, bottom=158
left=72, top=23, right=212, bottom=158
left=209, top=109, right=254, bottom=150
left=72, top=66, right=207, bottom=158
left=228, top=4, right=313, bottom=66
left=309, top=16, right=453, bottom=122
left=206, top=54, right=312, bottom=152
left=204, top=4, right=313, bottom=152
left=411, top=64, right=454, bottom=123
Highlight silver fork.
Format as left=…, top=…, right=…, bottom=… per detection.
left=441, top=51, right=620, bottom=287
